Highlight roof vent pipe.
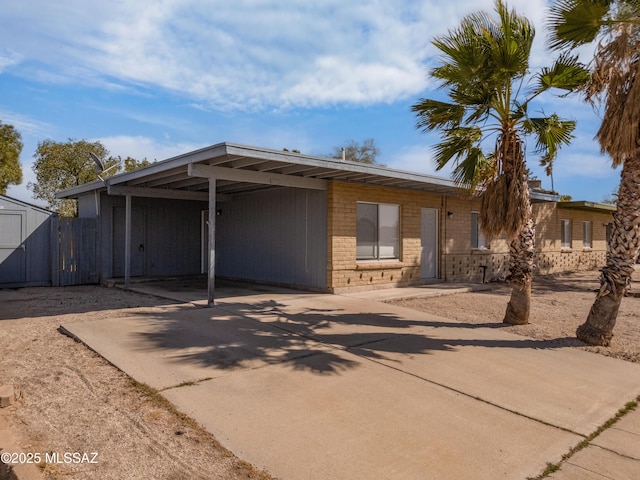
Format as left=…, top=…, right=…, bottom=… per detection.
left=342, top=147, right=345, bottom=162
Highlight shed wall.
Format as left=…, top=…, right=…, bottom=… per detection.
left=0, top=196, right=54, bottom=287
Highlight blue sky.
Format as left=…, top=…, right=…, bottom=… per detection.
left=1, top=0, right=619, bottom=207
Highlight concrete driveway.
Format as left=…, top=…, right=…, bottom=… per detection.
left=62, top=287, right=640, bottom=480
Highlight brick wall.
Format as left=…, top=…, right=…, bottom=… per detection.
left=534, top=203, right=610, bottom=275
left=327, top=181, right=441, bottom=292
left=327, top=181, right=613, bottom=292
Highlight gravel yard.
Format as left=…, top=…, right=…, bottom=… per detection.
left=0, top=286, right=272, bottom=480
left=389, top=270, right=640, bottom=364
left=1, top=270, right=638, bottom=479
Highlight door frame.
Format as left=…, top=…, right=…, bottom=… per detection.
left=420, top=208, right=439, bottom=280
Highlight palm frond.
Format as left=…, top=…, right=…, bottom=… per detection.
left=412, top=99, right=465, bottom=132
left=534, top=52, right=591, bottom=94
left=451, top=147, right=490, bottom=189
left=523, top=114, right=576, bottom=160
left=431, top=126, right=482, bottom=173
left=547, top=0, right=612, bottom=50
left=488, top=0, right=535, bottom=80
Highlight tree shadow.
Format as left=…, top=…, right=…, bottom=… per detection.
left=131, top=297, right=577, bottom=376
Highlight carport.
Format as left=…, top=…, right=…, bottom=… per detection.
left=57, top=142, right=459, bottom=305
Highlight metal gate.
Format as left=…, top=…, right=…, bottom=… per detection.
left=56, top=217, right=99, bottom=286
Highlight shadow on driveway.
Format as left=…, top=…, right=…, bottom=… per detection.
left=130, top=297, right=576, bottom=376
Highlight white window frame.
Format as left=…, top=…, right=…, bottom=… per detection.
left=583, top=221, right=592, bottom=249
left=356, top=202, right=400, bottom=261
left=471, top=212, right=488, bottom=249
left=561, top=219, right=572, bottom=249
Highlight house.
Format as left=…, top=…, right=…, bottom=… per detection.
left=55, top=142, right=614, bottom=304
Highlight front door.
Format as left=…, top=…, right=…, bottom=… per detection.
left=421, top=208, right=438, bottom=280
left=0, top=210, right=26, bottom=285
left=113, top=206, right=146, bottom=277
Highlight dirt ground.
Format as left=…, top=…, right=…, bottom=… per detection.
left=0, top=286, right=272, bottom=480
left=390, top=269, right=640, bottom=364
left=1, top=270, right=639, bottom=479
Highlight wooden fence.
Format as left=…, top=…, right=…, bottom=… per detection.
left=54, top=217, right=98, bottom=286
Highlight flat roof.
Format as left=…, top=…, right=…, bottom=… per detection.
left=56, top=142, right=466, bottom=199
left=558, top=201, right=616, bottom=213
left=55, top=142, right=565, bottom=203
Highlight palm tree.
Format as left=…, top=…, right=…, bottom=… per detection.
left=412, top=0, right=584, bottom=324
left=548, top=0, right=640, bottom=346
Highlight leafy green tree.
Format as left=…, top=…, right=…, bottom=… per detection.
left=411, top=0, right=585, bottom=324
left=29, top=139, right=118, bottom=216
left=0, top=121, right=24, bottom=195
left=548, top=0, right=640, bottom=345
left=122, top=156, right=151, bottom=172
left=331, top=138, right=381, bottom=165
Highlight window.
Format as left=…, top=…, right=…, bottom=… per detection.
left=583, top=221, right=592, bottom=248
left=561, top=219, right=572, bottom=248
left=471, top=212, right=488, bottom=249
left=356, top=203, right=400, bottom=260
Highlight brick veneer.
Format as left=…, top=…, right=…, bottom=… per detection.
left=327, top=181, right=612, bottom=293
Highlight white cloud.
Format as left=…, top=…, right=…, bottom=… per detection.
left=0, top=109, right=53, bottom=138
left=0, top=49, right=21, bottom=73
left=0, top=0, right=555, bottom=112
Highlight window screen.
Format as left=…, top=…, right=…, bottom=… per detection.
left=356, top=203, right=399, bottom=260
left=561, top=219, right=571, bottom=248
left=356, top=203, right=378, bottom=260
left=471, top=212, right=487, bottom=249
left=583, top=221, right=592, bottom=248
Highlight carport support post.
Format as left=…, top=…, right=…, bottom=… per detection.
left=207, top=176, right=216, bottom=306
left=125, top=194, right=131, bottom=289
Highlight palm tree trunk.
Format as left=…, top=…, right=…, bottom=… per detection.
left=504, top=216, right=535, bottom=325
left=577, top=155, right=640, bottom=346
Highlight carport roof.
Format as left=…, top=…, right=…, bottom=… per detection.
left=56, top=142, right=464, bottom=199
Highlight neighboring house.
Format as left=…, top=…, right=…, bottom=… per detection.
left=0, top=194, right=56, bottom=288
left=55, top=143, right=614, bottom=302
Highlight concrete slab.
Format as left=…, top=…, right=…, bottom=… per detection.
left=342, top=282, right=497, bottom=302
left=348, top=325, right=640, bottom=436
left=218, top=294, right=433, bottom=348
left=61, top=290, right=640, bottom=480
left=591, top=409, right=640, bottom=460
left=124, top=278, right=318, bottom=307
left=227, top=294, right=640, bottom=436
left=549, top=445, right=640, bottom=480
left=163, top=348, right=580, bottom=480
left=62, top=308, right=332, bottom=391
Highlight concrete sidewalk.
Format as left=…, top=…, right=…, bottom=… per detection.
left=62, top=289, right=640, bottom=480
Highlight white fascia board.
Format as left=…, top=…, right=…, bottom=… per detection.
left=188, top=163, right=327, bottom=190
left=55, top=181, right=105, bottom=199
left=224, top=143, right=458, bottom=189
left=107, top=185, right=209, bottom=201
left=105, top=143, right=229, bottom=186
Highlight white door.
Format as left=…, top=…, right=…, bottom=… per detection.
left=421, top=208, right=438, bottom=279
